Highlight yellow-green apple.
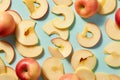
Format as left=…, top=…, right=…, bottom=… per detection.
left=53, top=0, right=73, bottom=6
left=97, top=0, right=116, bottom=15
left=15, top=58, right=41, bottom=80
left=59, top=73, right=79, bottom=80
left=0, top=0, right=11, bottom=12
left=0, top=12, right=15, bottom=37
left=15, top=20, right=38, bottom=46
left=42, top=20, right=69, bottom=40
left=109, top=74, right=120, bottom=80
left=48, top=37, right=72, bottom=59
left=23, top=0, right=48, bottom=19
left=77, top=22, right=101, bottom=48
left=75, top=66, right=95, bottom=80
left=95, top=72, right=110, bottom=80
left=74, top=0, right=98, bottom=18
left=115, top=8, right=120, bottom=28
left=52, top=5, right=74, bottom=29
left=105, top=18, right=120, bottom=40
left=42, top=57, right=64, bottom=80
left=16, top=41, right=43, bottom=58
left=7, top=10, right=22, bottom=25
left=0, top=40, right=15, bottom=64
left=0, top=57, right=6, bottom=74
left=71, top=50, right=96, bottom=70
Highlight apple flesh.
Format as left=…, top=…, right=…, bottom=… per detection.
left=115, top=8, right=120, bottom=28
left=0, top=0, right=11, bottom=12
left=0, top=57, right=6, bottom=74
left=74, top=0, right=98, bottom=18
left=53, top=0, right=73, bottom=6
left=95, top=72, right=110, bottom=80
left=0, top=12, right=16, bottom=37
left=59, top=73, right=79, bottom=80
left=15, top=58, right=41, bottom=80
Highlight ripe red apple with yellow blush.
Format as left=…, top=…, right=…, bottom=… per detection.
left=74, top=0, right=98, bottom=18
left=15, top=58, right=41, bottom=80
left=0, top=12, right=15, bottom=37
left=115, top=8, right=120, bottom=28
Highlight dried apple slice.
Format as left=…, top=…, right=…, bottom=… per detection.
left=23, top=0, right=48, bottom=19
left=109, top=74, right=120, bottom=80
left=42, top=20, right=69, bottom=40
left=53, top=0, right=73, bottom=6
left=75, top=67, right=95, bottom=80
left=95, top=72, right=110, bottom=80
left=0, top=0, right=11, bottom=12
left=7, top=10, right=22, bottom=25
left=15, top=20, right=38, bottom=46
left=0, top=57, right=6, bottom=74
left=48, top=37, right=72, bottom=59
left=52, top=5, right=74, bottom=29
left=77, top=23, right=101, bottom=48
left=71, top=50, right=96, bottom=70
left=16, top=42, right=43, bottom=58
left=0, top=40, right=15, bottom=64
left=0, top=73, right=16, bottom=80
left=97, top=0, right=116, bottom=14
left=42, top=57, right=64, bottom=80
left=105, top=18, right=120, bottom=40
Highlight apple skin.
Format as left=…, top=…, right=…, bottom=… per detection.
left=59, top=73, right=79, bottom=80
left=0, top=12, right=15, bottom=37
left=74, top=0, right=98, bottom=18
left=15, top=58, right=41, bottom=80
left=115, top=8, right=120, bottom=28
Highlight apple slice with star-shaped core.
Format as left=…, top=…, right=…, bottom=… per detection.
left=23, top=0, right=48, bottom=19
left=77, top=22, right=101, bottom=48
left=0, top=57, right=6, bottom=74
left=48, top=37, right=72, bottom=59
left=97, top=0, right=116, bottom=14
left=52, top=5, right=74, bottom=29
left=71, top=50, right=97, bottom=70
left=0, top=40, right=15, bottom=64
left=42, top=57, right=64, bottom=80
left=105, top=18, right=120, bottom=40
left=75, top=67, right=95, bottom=80
left=0, top=0, right=11, bottom=12
left=43, top=20, right=69, bottom=40
left=16, top=41, right=43, bottom=58
left=53, top=0, right=73, bottom=6
left=15, top=20, right=38, bottom=46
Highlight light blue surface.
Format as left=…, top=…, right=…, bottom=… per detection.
left=0, top=0, right=120, bottom=80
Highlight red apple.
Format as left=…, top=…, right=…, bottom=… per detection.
left=0, top=12, right=15, bottom=37
left=15, top=58, right=41, bottom=80
left=74, top=0, right=98, bottom=18
left=115, top=8, right=120, bottom=28
left=59, top=73, right=79, bottom=80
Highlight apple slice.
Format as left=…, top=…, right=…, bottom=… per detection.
left=42, top=57, right=64, bottom=80
left=77, top=23, right=101, bottom=48
left=53, top=0, right=73, bottom=6
left=0, top=40, right=15, bottom=64
left=97, top=0, right=116, bottom=14
left=16, top=41, right=43, bottom=58
left=7, top=10, right=22, bottom=25
left=6, top=66, right=19, bottom=80
left=75, top=67, right=95, bottom=80
left=15, top=20, right=38, bottom=46
left=48, top=37, right=72, bottom=59
left=23, top=0, right=48, bottom=19
left=52, top=5, right=74, bottom=29
left=71, top=50, right=96, bottom=70
left=0, top=0, right=11, bottom=12
left=0, top=73, right=16, bottom=80
left=109, top=74, right=120, bottom=80
left=43, top=20, right=69, bottom=40
left=0, top=57, right=6, bottom=74
left=105, top=18, right=120, bottom=40
left=95, top=72, right=110, bottom=80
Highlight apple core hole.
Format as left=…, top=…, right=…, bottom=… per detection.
left=34, top=2, right=40, bottom=8
left=87, top=32, right=92, bottom=38
left=80, top=58, right=87, bottom=63
left=24, top=27, right=33, bottom=36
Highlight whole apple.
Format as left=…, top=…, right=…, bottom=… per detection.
left=115, top=8, right=120, bottom=28
left=0, top=12, right=15, bottom=37
left=15, top=58, right=41, bottom=80
left=74, top=0, right=98, bottom=18
left=59, top=73, right=79, bottom=80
